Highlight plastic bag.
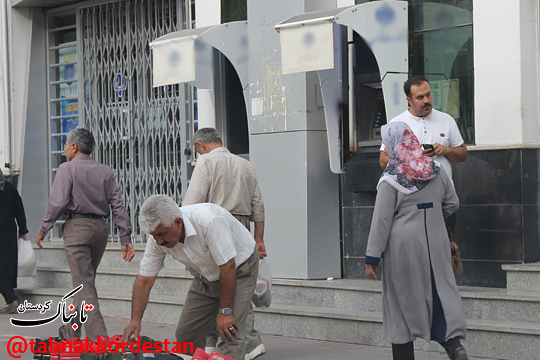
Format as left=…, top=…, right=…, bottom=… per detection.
left=18, top=238, right=37, bottom=277
left=252, top=258, right=272, bottom=308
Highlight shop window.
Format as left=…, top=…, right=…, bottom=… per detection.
left=411, top=0, right=474, bottom=144
left=221, top=0, right=247, bottom=22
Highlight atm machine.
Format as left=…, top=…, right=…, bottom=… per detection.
left=344, top=32, right=392, bottom=194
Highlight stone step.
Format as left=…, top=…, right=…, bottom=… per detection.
left=33, top=242, right=184, bottom=270
left=502, top=262, right=540, bottom=292
left=21, top=265, right=540, bottom=325
left=18, top=266, right=193, bottom=297
left=13, top=287, right=540, bottom=360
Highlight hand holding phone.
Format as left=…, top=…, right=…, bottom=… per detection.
left=422, top=144, right=434, bottom=151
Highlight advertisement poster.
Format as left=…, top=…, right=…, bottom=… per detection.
left=430, top=79, right=460, bottom=119
left=58, top=44, right=78, bottom=143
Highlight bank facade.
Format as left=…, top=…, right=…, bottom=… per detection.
left=1, top=0, right=539, bottom=288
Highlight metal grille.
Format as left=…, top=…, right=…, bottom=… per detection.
left=80, top=0, right=193, bottom=242
left=46, top=14, right=78, bottom=239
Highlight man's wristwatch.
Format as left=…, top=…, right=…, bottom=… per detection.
left=219, top=308, right=232, bottom=316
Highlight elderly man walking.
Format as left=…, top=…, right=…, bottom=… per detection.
left=36, top=128, right=134, bottom=342
left=183, top=127, right=267, bottom=360
left=122, top=196, right=259, bottom=360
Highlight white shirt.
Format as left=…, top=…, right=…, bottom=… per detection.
left=380, top=109, right=464, bottom=182
left=139, top=203, right=256, bottom=281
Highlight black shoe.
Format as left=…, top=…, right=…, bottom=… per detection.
left=455, top=347, right=468, bottom=360
left=58, top=325, right=66, bottom=340
left=0, top=300, right=19, bottom=314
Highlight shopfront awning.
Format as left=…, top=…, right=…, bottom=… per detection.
left=275, top=1, right=409, bottom=173
left=149, top=21, right=248, bottom=90
left=12, top=0, right=79, bottom=8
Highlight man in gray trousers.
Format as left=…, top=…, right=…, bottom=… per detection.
left=122, top=197, right=259, bottom=360
left=36, top=128, right=134, bottom=342
left=183, top=127, right=267, bottom=360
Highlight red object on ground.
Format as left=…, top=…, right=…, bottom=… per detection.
left=192, top=348, right=210, bottom=360
left=109, top=334, right=122, bottom=343
left=208, top=351, right=236, bottom=360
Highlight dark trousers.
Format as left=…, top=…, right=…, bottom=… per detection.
left=1, top=290, right=18, bottom=304
left=445, top=212, right=457, bottom=234
left=61, top=218, right=109, bottom=342
left=392, top=337, right=463, bottom=360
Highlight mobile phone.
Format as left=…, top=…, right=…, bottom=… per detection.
left=422, top=144, right=434, bottom=151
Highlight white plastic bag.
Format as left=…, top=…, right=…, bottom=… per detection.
left=18, top=238, right=37, bottom=277
left=252, top=258, right=272, bottom=308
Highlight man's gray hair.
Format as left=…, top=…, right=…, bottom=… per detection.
left=193, top=127, right=223, bottom=145
left=139, top=195, right=183, bottom=233
left=68, top=128, right=95, bottom=155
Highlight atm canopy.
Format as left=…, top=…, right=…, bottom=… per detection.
left=275, top=1, right=409, bottom=173
left=149, top=21, right=248, bottom=90
left=275, top=2, right=408, bottom=77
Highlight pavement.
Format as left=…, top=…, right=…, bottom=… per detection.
left=0, top=312, right=494, bottom=360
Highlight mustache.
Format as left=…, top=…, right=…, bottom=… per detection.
left=159, top=240, right=169, bottom=246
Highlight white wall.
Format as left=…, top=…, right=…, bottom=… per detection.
left=0, top=5, right=33, bottom=179
left=0, top=1, right=10, bottom=170
left=7, top=7, right=33, bottom=178
left=194, top=0, right=220, bottom=129
left=336, top=0, right=354, bottom=8
left=474, top=0, right=540, bottom=145
left=519, top=0, right=540, bottom=144
left=195, top=0, right=220, bottom=28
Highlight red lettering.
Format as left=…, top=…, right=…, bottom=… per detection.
left=96, top=337, right=107, bottom=354
left=153, top=342, right=163, bottom=353
left=49, top=337, right=60, bottom=353
left=129, top=337, right=141, bottom=353
left=108, top=342, right=120, bottom=353
left=141, top=342, right=153, bottom=353
left=29, top=339, right=36, bottom=354
left=183, top=342, right=194, bottom=354
left=61, top=340, right=72, bottom=353
left=120, top=341, right=130, bottom=353
left=171, top=343, right=182, bottom=353
left=85, top=337, right=93, bottom=353
left=162, top=339, right=170, bottom=353
left=74, top=341, right=84, bottom=353
left=35, top=343, right=47, bottom=354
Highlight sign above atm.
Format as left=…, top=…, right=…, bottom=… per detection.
left=275, top=2, right=408, bottom=77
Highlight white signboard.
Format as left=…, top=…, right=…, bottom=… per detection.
left=280, top=22, right=334, bottom=75
left=150, top=37, right=196, bottom=87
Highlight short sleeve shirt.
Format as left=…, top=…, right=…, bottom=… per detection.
left=380, top=109, right=464, bottom=182
left=139, top=203, right=256, bottom=281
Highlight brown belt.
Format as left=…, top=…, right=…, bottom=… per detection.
left=66, top=213, right=106, bottom=220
